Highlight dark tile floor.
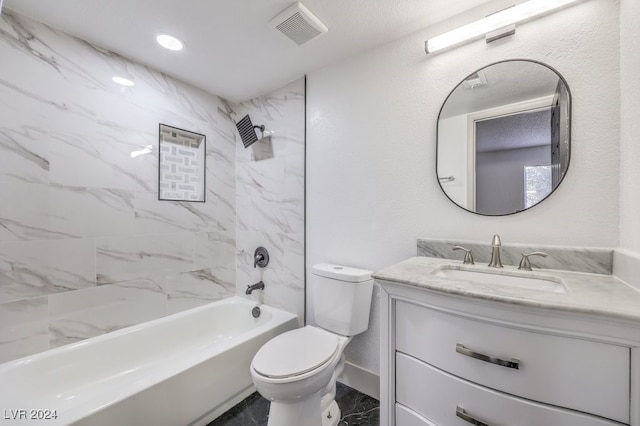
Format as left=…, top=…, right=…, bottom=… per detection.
left=209, top=382, right=379, bottom=426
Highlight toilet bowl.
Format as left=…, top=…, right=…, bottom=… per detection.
left=250, top=263, right=373, bottom=426
left=251, top=326, right=349, bottom=426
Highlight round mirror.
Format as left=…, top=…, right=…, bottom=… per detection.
left=436, top=60, right=571, bottom=216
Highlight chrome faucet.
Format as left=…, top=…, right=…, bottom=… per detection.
left=487, top=234, right=503, bottom=268
left=246, top=280, right=265, bottom=295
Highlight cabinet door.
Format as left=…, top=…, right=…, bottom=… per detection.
left=395, top=300, right=629, bottom=423
left=396, top=353, right=622, bottom=426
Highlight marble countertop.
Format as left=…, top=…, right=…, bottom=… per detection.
left=373, top=257, right=640, bottom=323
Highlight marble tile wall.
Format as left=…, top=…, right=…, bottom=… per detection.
left=233, top=79, right=306, bottom=324
left=0, top=11, right=237, bottom=363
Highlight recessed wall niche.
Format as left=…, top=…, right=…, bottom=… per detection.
left=158, top=124, right=206, bottom=202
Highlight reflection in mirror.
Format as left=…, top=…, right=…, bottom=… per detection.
left=436, top=60, right=570, bottom=216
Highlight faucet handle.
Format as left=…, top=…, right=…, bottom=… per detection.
left=453, top=246, right=474, bottom=265
left=518, top=252, right=548, bottom=271
left=254, top=247, right=269, bottom=268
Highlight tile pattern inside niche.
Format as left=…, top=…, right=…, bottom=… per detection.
left=208, top=382, right=380, bottom=426
left=159, top=124, right=206, bottom=202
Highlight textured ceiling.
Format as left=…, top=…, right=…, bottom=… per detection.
left=440, top=60, right=562, bottom=119
left=3, top=0, right=494, bottom=102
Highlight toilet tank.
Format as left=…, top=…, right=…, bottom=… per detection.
left=310, top=263, right=374, bottom=336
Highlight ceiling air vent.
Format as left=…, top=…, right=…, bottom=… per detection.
left=269, top=2, right=328, bottom=46
left=462, top=71, right=488, bottom=89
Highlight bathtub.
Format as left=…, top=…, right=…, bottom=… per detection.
left=0, top=296, right=298, bottom=426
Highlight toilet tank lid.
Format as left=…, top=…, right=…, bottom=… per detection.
left=311, top=263, right=372, bottom=283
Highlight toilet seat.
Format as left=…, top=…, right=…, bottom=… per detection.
left=252, top=326, right=339, bottom=379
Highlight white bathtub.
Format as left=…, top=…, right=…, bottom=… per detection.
left=0, top=296, right=298, bottom=426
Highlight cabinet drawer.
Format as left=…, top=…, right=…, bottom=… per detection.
left=396, top=403, right=436, bottom=426
left=395, top=300, right=629, bottom=423
left=396, top=353, right=622, bottom=426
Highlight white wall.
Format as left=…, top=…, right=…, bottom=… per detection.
left=620, top=0, right=640, bottom=253
left=307, top=0, right=620, bottom=375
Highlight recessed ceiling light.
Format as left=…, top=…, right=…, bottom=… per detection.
left=156, top=34, right=184, bottom=51
left=112, top=76, right=135, bottom=87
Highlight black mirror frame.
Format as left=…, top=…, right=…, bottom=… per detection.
left=435, top=59, right=572, bottom=216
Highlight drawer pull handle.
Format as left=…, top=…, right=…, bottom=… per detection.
left=456, top=406, right=492, bottom=426
left=456, top=343, right=520, bottom=369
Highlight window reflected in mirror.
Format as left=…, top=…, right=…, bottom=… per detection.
left=525, top=165, right=552, bottom=209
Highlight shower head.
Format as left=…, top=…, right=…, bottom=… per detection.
left=236, top=114, right=267, bottom=148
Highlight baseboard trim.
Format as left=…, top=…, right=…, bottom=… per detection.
left=338, top=361, right=380, bottom=400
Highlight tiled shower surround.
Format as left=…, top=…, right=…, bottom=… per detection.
left=0, top=11, right=305, bottom=363
left=234, top=81, right=305, bottom=324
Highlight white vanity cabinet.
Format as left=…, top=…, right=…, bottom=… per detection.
left=379, top=279, right=640, bottom=426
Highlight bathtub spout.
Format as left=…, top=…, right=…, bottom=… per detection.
left=246, top=280, right=265, bottom=295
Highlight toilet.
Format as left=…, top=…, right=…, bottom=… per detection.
left=250, top=263, right=374, bottom=426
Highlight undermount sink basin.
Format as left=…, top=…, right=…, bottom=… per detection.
left=434, top=266, right=567, bottom=293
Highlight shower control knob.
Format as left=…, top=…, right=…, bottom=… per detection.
left=254, top=247, right=269, bottom=268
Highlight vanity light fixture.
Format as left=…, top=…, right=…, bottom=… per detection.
left=425, top=0, right=582, bottom=54
left=156, top=34, right=184, bottom=51
left=112, top=76, right=135, bottom=87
